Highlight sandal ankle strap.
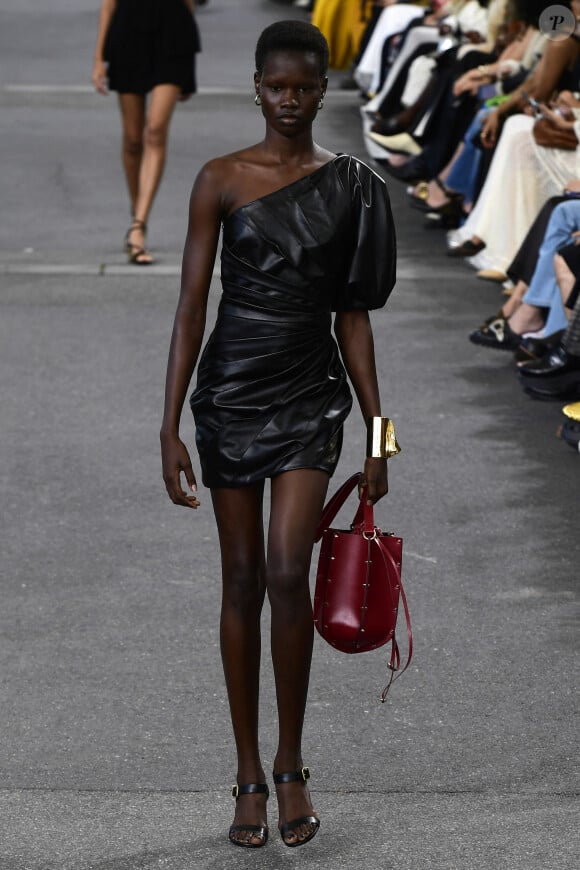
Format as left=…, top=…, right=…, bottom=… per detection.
left=273, top=766, right=310, bottom=784
left=232, top=782, right=269, bottom=799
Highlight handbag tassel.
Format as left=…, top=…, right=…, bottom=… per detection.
left=375, top=536, right=413, bottom=703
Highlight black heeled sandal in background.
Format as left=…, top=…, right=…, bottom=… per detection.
left=273, top=766, right=320, bottom=848
left=124, top=219, right=154, bottom=266
left=424, top=197, right=466, bottom=230
left=409, top=175, right=464, bottom=213
left=228, top=782, right=269, bottom=848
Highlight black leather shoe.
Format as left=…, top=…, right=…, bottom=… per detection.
left=514, top=329, right=565, bottom=363
left=424, top=200, right=465, bottom=230
left=518, top=345, right=580, bottom=398
left=447, top=238, right=486, bottom=258
left=380, top=155, right=430, bottom=183
left=469, top=316, right=522, bottom=351
left=371, top=116, right=407, bottom=136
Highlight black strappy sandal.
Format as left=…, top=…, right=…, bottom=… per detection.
left=433, top=175, right=463, bottom=202
left=273, top=766, right=320, bottom=848
left=228, top=782, right=269, bottom=848
left=124, top=219, right=154, bottom=266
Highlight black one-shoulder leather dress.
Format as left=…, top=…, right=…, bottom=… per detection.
left=190, top=154, right=396, bottom=488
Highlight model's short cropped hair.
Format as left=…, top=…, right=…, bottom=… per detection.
left=255, top=20, right=329, bottom=76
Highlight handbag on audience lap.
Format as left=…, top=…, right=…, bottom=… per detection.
left=313, top=473, right=412, bottom=703
left=532, top=117, right=579, bottom=151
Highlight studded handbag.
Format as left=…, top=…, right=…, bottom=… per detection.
left=313, top=473, right=412, bottom=702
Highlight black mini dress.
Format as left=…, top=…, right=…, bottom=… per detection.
left=104, top=0, right=200, bottom=95
left=190, top=154, right=397, bottom=488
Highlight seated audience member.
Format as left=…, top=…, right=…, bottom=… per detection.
left=368, top=4, right=535, bottom=183
left=355, top=0, right=444, bottom=95
left=369, top=0, right=507, bottom=131
left=360, top=1, right=496, bottom=164
left=468, top=197, right=580, bottom=354
left=446, top=96, right=580, bottom=276
left=391, top=11, right=546, bottom=205
left=517, top=256, right=580, bottom=400
left=443, top=4, right=580, bottom=265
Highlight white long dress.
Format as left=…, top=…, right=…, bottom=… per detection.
left=450, top=113, right=580, bottom=273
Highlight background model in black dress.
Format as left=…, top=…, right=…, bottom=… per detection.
left=104, top=0, right=201, bottom=95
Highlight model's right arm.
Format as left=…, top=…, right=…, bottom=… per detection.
left=92, top=0, right=117, bottom=93
left=160, top=163, right=223, bottom=508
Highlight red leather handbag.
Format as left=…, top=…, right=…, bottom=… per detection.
left=313, top=473, right=412, bottom=702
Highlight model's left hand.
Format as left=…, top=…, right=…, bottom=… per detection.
left=92, top=59, right=108, bottom=95
left=360, top=457, right=388, bottom=505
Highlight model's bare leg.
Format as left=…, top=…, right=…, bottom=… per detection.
left=118, top=84, right=181, bottom=261
left=267, top=468, right=330, bottom=845
left=132, top=84, right=181, bottom=229
left=117, top=92, right=146, bottom=215
left=211, top=483, right=268, bottom=845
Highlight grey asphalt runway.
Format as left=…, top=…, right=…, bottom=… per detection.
left=1, top=2, right=578, bottom=869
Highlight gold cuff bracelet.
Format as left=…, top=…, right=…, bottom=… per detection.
left=366, top=417, right=401, bottom=459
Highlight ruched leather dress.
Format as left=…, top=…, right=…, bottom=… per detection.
left=190, top=154, right=396, bottom=488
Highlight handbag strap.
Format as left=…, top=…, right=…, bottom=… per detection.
left=314, top=473, right=362, bottom=542
left=374, top=536, right=413, bottom=703
left=351, top=489, right=375, bottom=536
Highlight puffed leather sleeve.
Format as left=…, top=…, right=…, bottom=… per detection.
left=333, top=157, right=397, bottom=311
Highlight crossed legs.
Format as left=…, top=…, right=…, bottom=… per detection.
left=211, top=468, right=330, bottom=845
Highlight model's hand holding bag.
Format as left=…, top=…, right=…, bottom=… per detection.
left=313, top=470, right=412, bottom=703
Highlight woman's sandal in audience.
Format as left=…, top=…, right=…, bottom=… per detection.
left=447, top=237, right=486, bottom=258
left=468, top=316, right=523, bottom=351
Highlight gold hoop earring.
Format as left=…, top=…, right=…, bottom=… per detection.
left=318, top=98, right=324, bottom=110
left=254, top=94, right=262, bottom=106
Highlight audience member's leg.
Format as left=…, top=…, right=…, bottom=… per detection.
left=515, top=201, right=580, bottom=337
left=507, top=197, right=570, bottom=286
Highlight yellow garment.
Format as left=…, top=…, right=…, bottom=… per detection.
left=563, top=402, right=580, bottom=422
left=312, top=0, right=369, bottom=70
